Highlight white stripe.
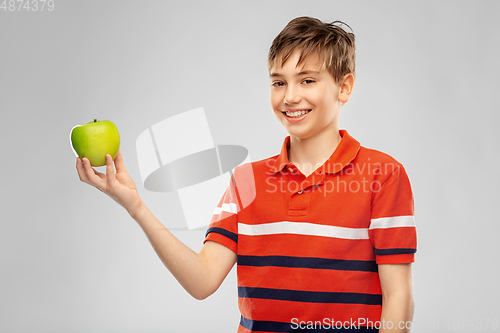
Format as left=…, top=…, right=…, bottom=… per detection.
left=369, top=215, right=415, bottom=230
left=213, top=203, right=238, bottom=215
left=238, top=221, right=369, bottom=240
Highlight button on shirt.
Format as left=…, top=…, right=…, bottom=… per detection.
left=204, top=129, right=417, bottom=333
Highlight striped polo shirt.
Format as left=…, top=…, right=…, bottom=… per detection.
left=204, top=129, right=417, bottom=332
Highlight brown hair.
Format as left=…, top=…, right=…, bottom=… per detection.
left=268, top=16, right=356, bottom=84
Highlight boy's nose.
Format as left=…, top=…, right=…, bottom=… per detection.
left=284, top=87, right=301, bottom=105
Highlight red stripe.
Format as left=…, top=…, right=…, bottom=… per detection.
left=239, top=234, right=376, bottom=261
left=369, top=227, right=417, bottom=250
left=238, top=266, right=381, bottom=294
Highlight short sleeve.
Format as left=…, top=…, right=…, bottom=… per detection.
left=203, top=174, right=239, bottom=254
left=369, top=164, right=417, bottom=264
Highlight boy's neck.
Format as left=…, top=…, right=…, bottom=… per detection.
left=288, top=127, right=342, bottom=177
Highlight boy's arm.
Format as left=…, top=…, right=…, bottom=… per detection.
left=76, top=152, right=237, bottom=300
left=130, top=203, right=237, bottom=300
left=378, top=263, right=415, bottom=332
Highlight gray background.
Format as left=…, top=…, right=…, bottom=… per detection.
left=1, top=0, right=499, bottom=332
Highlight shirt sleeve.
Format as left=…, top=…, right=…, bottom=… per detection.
left=369, top=163, right=417, bottom=264
left=203, top=174, right=239, bottom=254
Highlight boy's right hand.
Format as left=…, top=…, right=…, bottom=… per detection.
left=76, top=149, right=143, bottom=216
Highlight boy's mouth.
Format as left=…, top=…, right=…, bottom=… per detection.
left=282, top=109, right=312, bottom=118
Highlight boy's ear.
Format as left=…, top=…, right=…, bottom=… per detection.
left=338, top=73, right=355, bottom=104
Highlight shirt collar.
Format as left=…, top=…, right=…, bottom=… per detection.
left=269, top=129, right=361, bottom=174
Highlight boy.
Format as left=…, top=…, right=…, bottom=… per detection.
left=76, top=16, right=416, bottom=332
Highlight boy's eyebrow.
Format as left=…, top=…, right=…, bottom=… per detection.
left=297, top=70, right=321, bottom=75
left=269, top=70, right=321, bottom=77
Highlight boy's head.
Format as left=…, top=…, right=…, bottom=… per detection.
left=268, top=16, right=356, bottom=84
left=268, top=17, right=356, bottom=142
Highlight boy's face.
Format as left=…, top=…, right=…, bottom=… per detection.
left=269, top=50, right=345, bottom=141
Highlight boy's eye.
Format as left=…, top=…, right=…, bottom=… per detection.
left=303, top=79, right=315, bottom=84
left=272, top=81, right=285, bottom=87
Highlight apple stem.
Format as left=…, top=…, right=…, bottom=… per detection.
left=94, top=119, right=97, bottom=122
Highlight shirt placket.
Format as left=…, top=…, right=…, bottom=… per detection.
left=286, top=165, right=325, bottom=218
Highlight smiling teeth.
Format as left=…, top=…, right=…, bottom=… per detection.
left=286, top=110, right=310, bottom=117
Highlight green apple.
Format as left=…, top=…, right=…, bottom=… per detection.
left=70, top=119, right=120, bottom=166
